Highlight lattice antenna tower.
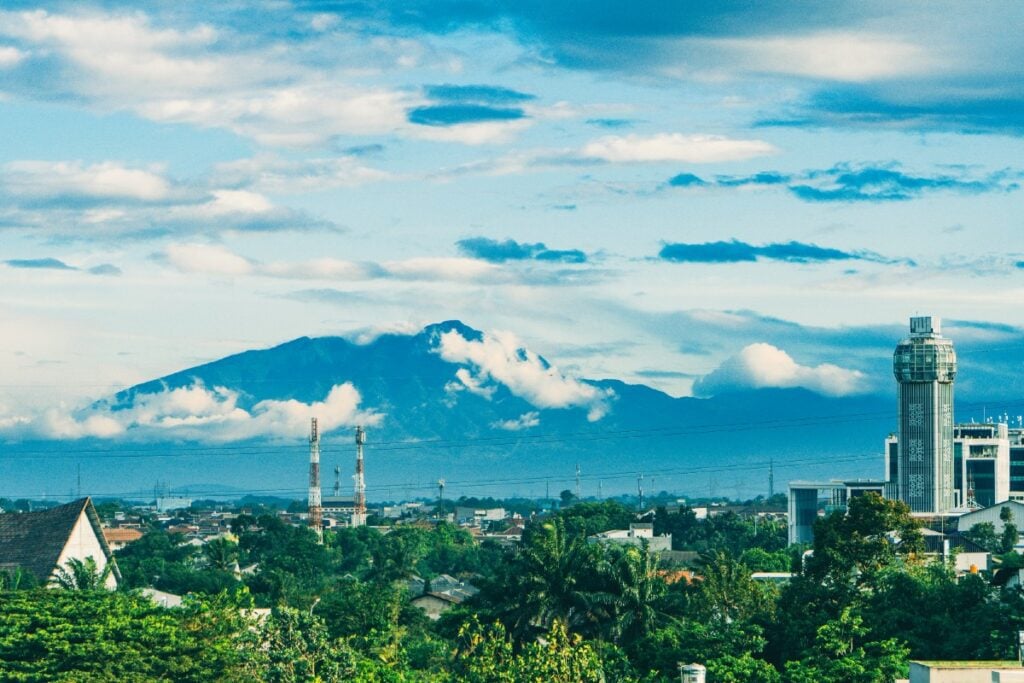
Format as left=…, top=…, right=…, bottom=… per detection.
left=333, top=465, right=341, bottom=497
left=352, top=426, right=367, bottom=527
left=308, top=417, right=323, bottom=543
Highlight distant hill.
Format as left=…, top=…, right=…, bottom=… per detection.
left=6, top=321, right=895, bottom=501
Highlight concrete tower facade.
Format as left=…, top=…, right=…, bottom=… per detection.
left=893, top=316, right=957, bottom=513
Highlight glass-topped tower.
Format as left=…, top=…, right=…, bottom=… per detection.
left=893, top=316, right=957, bottom=513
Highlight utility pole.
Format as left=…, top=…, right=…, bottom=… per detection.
left=353, top=426, right=367, bottom=527
left=308, top=418, right=323, bottom=544
left=437, top=479, right=446, bottom=518
left=575, top=463, right=581, bottom=500
left=769, top=459, right=775, bottom=499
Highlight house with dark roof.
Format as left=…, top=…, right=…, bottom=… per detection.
left=0, top=497, right=120, bottom=589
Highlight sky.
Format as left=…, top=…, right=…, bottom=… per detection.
left=2, top=1, right=1024, bottom=440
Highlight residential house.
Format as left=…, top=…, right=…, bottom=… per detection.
left=0, top=497, right=120, bottom=589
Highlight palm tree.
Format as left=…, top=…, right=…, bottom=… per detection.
left=52, top=556, right=112, bottom=591
left=691, top=550, right=767, bottom=625
left=501, top=519, right=604, bottom=640
left=599, top=542, right=667, bottom=645
left=203, top=537, right=239, bottom=571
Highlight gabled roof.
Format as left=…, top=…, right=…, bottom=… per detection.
left=0, top=497, right=118, bottom=583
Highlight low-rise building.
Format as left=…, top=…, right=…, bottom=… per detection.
left=589, top=523, right=672, bottom=552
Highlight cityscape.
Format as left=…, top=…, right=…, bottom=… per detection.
left=2, top=1, right=1024, bottom=682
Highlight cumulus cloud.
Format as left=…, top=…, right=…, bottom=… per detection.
left=2, top=160, right=172, bottom=203
left=581, top=133, right=776, bottom=163
left=214, top=155, right=393, bottom=193
left=662, top=163, right=1012, bottom=202
left=3, top=256, right=122, bottom=275
left=693, top=342, right=868, bottom=397
left=0, top=9, right=419, bottom=147
left=491, top=411, right=540, bottom=431
left=0, top=381, right=381, bottom=441
left=4, top=257, right=75, bottom=270
left=0, top=160, right=335, bottom=238
left=435, top=329, right=613, bottom=420
left=163, top=243, right=255, bottom=276
left=0, top=45, right=27, bottom=68
left=456, top=237, right=587, bottom=264
left=711, top=32, right=940, bottom=82
left=658, top=239, right=904, bottom=265
left=158, top=243, right=502, bottom=284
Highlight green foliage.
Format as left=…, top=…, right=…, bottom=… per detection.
left=964, top=521, right=999, bottom=553
left=706, top=653, right=781, bottom=683
left=52, top=556, right=112, bottom=590
left=452, top=618, right=607, bottom=683
left=782, top=608, right=908, bottom=683
left=0, top=589, right=253, bottom=682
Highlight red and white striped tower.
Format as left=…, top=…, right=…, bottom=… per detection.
left=352, top=425, right=367, bottom=527
left=308, top=417, right=322, bottom=543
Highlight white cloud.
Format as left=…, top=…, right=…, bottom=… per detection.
left=581, top=133, right=777, bottom=163
left=384, top=257, right=500, bottom=282
left=0, top=10, right=468, bottom=148
left=262, top=258, right=384, bottom=281
left=693, top=342, right=868, bottom=397
left=163, top=243, right=254, bottom=276
left=3, top=160, right=172, bottom=201
left=410, top=119, right=534, bottom=146
left=712, top=32, right=940, bottom=82
left=0, top=45, right=26, bottom=68
left=0, top=381, right=382, bottom=442
left=491, top=411, right=540, bottom=431
left=435, top=329, right=613, bottom=420
left=214, top=155, right=393, bottom=193
left=159, top=244, right=499, bottom=283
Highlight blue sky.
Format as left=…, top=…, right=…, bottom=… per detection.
left=2, top=1, right=1024, bottom=438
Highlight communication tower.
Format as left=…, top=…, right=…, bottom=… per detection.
left=308, top=418, right=323, bottom=543
left=352, top=426, right=367, bottom=527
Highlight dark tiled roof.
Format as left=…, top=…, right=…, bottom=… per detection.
left=0, top=497, right=117, bottom=583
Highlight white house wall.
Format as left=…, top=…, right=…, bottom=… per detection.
left=53, top=511, right=117, bottom=589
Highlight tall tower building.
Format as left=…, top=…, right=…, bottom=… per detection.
left=893, top=316, right=957, bottom=513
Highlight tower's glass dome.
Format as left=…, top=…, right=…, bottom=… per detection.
left=893, top=337, right=957, bottom=382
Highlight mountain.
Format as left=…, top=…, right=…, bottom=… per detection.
left=5, top=321, right=895, bottom=502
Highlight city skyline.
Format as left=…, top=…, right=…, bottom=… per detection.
left=2, top=2, right=1024, bottom=442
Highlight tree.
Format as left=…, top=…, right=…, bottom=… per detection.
left=0, top=590, right=253, bottom=681
left=492, top=518, right=604, bottom=640
left=769, top=493, right=921, bottom=666
left=598, top=543, right=667, bottom=645
left=52, top=556, right=112, bottom=591
left=1001, top=506, right=1019, bottom=554
left=204, top=537, right=240, bottom=572
left=258, top=607, right=349, bottom=682
left=691, top=550, right=773, bottom=625
left=783, top=608, right=907, bottom=683
left=452, top=618, right=608, bottom=683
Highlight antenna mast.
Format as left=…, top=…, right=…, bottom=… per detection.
left=575, top=463, right=581, bottom=500
left=333, top=465, right=341, bottom=497
left=352, top=426, right=367, bottom=527
left=769, top=459, right=775, bottom=498
left=308, top=418, right=323, bottom=543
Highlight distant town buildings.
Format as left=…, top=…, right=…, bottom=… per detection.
left=789, top=315, right=1024, bottom=545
